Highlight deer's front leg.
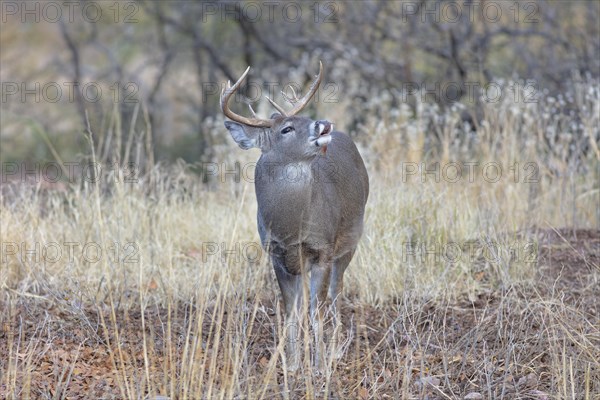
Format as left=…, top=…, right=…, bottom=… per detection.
left=310, top=262, right=332, bottom=371
left=273, top=256, right=302, bottom=371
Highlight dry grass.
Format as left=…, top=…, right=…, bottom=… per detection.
left=0, top=81, right=599, bottom=399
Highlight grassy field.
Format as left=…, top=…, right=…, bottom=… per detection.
left=1, top=83, right=599, bottom=399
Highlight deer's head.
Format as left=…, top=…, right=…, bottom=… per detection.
left=221, top=62, right=332, bottom=162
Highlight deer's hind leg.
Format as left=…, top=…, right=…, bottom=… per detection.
left=327, top=249, right=356, bottom=359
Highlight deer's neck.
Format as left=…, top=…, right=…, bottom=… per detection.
left=255, top=161, right=316, bottom=199
left=254, top=159, right=325, bottom=243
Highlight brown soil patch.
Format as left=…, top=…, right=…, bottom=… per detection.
left=1, top=229, right=599, bottom=398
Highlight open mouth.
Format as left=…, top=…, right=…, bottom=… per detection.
left=312, top=121, right=333, bottom=148
left=318, top=121, right=332, bottom=136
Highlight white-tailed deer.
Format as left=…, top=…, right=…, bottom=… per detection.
left=221, top=62, right=369, bottom=370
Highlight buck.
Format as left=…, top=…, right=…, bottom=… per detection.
left=221, top=62, right=369, bottom=370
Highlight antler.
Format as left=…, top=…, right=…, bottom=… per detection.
left=266, top=61, right=324, bottom=117
left=220, top=67, right=274, bottom=127
left=221, top=61, right=324, bottom=125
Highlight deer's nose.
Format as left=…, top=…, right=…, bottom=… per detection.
left=315, top=120, right=333, bottom=136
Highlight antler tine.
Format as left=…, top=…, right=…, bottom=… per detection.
left=220, top=67, right=274, bottom=128
left=266, top=96, right=289, bottom=116
left=287, top=60, right=324, bottom=116
left=281, top=86, right=300, bottom=105
left=248, top=104, right=258, bottom=117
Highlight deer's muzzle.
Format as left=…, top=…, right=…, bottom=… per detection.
left=313, top=121, right=333, bottom=149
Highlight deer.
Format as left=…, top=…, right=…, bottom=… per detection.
left=221, top=62, right=369, bottom=370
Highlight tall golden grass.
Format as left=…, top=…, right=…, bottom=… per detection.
left=1, top=79, right=598, bottom=398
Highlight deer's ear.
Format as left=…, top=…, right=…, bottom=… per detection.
left=224, top=121, right=264, bottom=150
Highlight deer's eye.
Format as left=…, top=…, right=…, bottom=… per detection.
left=281, top=126, right=294, bottom=134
